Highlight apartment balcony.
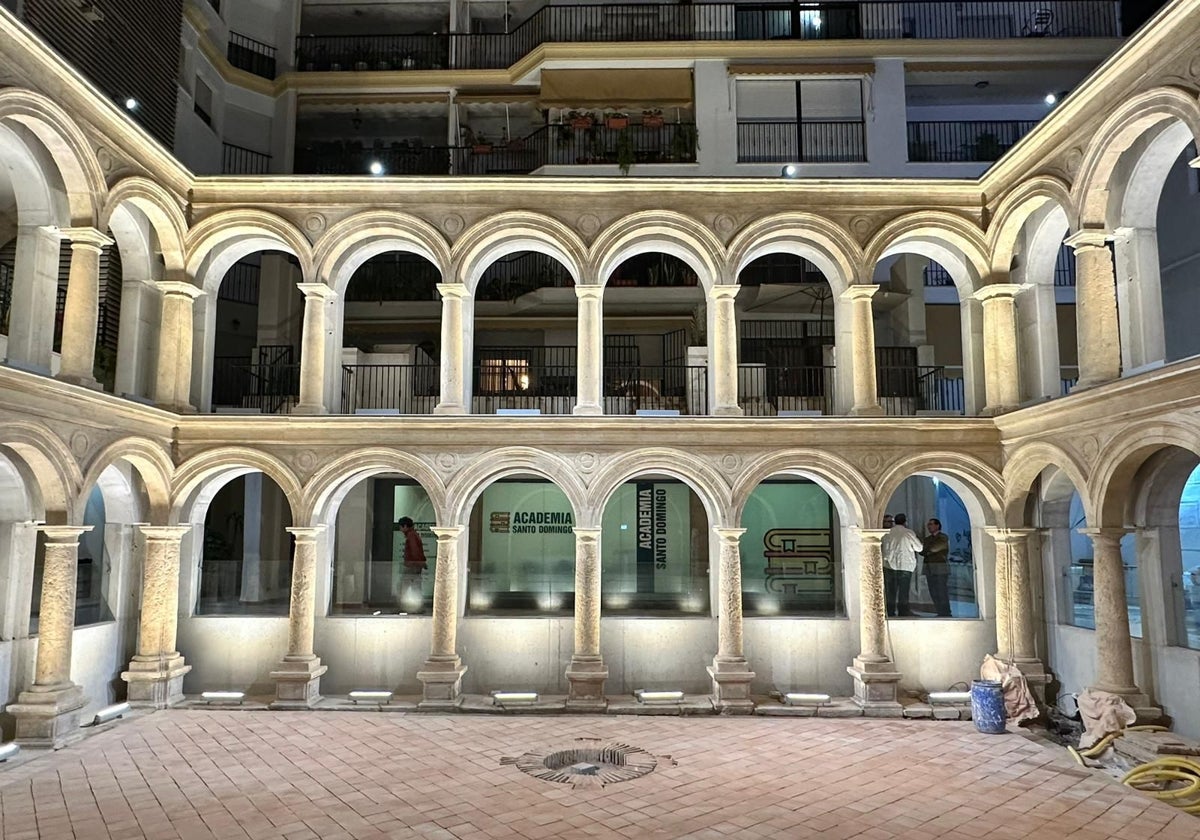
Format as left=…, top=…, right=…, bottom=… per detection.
left=295, top=142, right=454, bottom=176
left=222, top=142, right=272, bottom=175
left=737, top=119, right=866, bottom=163
left=293, top=2, right=1121, bottom=74
left=227, top=32, right=276, bottom=80
left=906, top=119, right=1039, bottom=162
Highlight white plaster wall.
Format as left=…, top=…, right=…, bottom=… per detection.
left=70, top=621, right=133, bottom=716
left=743, top=618, right=856, bottom=694
left=888, top=618, right=995, bottom=692
left=316, top=619, right=431, bottom=694
left=459, top=617, right=574, bottom=694
left=0, top=637, right=35, bottom=739
left=178, top=617, right=290, bottom=695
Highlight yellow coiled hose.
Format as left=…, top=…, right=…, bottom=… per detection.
left=1121, top=757, right=1200, bottom=815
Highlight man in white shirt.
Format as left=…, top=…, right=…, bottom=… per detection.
left=881, top=513, right=922, bottom=617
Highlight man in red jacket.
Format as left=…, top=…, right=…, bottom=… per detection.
left=398, top=516, right=427, bottom=613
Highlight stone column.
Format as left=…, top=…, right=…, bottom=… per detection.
left=294, top=282, right=337, bottom=414
left=708, top=527, right=755, bottom=712
left=434, top=283, right=469, bottom=414
left=418, top=526, right=468, bottom=707
left=975, top=283, right=1024, bottom=415
left=843, top=285, right=884, bottom=416
left=153, top=279, right=204, bottom=412
left=573, top=287, right=603, bottom=415
left=122, top=526, right=193, bottom=708
left=708, top=285, right=743, bottom=417
left=1081, top=528, right=1157, bottom=716
left=1065, top=231, right=1121, bottom=389
left=270, top=526, right=328, bottom=708
left=5, top=225, right=62, bottom=373
left=848, top=528, right=902, bottom=714
left=57, top=228, right=114, bottom=387
left=987, top=528, right=1049, bottom=696
left=566, top=527, right=607, bottom=707
left=11, top=526, right=91, bottom=747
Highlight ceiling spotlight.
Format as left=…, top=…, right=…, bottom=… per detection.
left=368, top=160, right=385, bottom=176
left=781, top=164, right=799, bottom=178
left=974, top=80, right=989, bottom=89
left=1044, top=93, right=1057, bottom=105
left=124, top=97, right=139, bottom=111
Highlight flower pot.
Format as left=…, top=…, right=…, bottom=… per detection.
left=473, top=144, right=493, bottom=155
left=571, top=118, right=593, bottom=129
left=606, top=117, right=629, bottom=130
left=642, top=116, right=664, bottom=128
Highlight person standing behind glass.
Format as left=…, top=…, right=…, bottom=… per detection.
left=397, top=516, right=427, bottom=613
left=882, top=513, right=922, bottom=617
left=921, top=518, right=952, bottom=617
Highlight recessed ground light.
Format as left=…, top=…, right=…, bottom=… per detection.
left=783, top=692, right=831, bottom=706
left=491, top=690, right=538, bottom=706
left=928, top=691, right=972, bottom=704
left=635, top=689, right=684, bottom=704
left=0, top=742, right=19, bottom=762
left=91, top=702, right=131, bottom=725
left=201, top=690, right=245, bottom=704
left=348, top=690, right=394, bottom=704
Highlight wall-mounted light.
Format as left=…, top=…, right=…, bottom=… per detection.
left=368, top=160, right=385, bottom=176
left=0, top=742, right=19, bottom=762
left=781, top=164, right=800, bottom=178
left=491, top=690, right=538, bottom=706
left=1044, top=93, right=1058, bottom=105
left=783, top=692, right=831, bottom=706
left=91, top=701, right=131, bottom=725
left=124, top=97, right=139, bottom=111
left=348, top=690, right=394, bottom=704
left=201, top=690, right=245, bottom=704
left=635, top=689, right=684, bottom=704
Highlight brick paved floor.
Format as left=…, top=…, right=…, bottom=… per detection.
left=1, top=712, right=1198, bottom=840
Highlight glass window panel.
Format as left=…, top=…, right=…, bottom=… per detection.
left=601, top=480, right=709, bottom=616
left=740, top=480, right=842, bottom=617
left=1121, top=533, right=1140, bottom=639
left=1180, top=466, right=1200, bottom=649
left=799, top=79, right=863, bottom=120
left=467, top=480, right=575, bottom=616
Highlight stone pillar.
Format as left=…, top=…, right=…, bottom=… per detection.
left=57, top=228, right=114, bottom=387
left=294, top=282, right=337, bottom=414
left=270, top=526, right=328, bottom=708
left=5, top=225, right=63, bottom=373
left=708, top=285, right=743, bottom=417
left=707, top=527, right=755, bottom=712
left=566, top=527, right=606, bottom=707
left=843, top=285, right=884, bottom=416
left=11, top=526, right=91, bottom=747
left=418, top=526, right=468, bottom=707
left=122, top=526, right=193, bottom=708
left=1065, top=231, right=1121, bottom=389
left=573, top=287, right=603, bottom=415
left=975, top=283, right=1024, bottom=415
left=1081, top=528, right=1157, bottom=717
left=848, top=528, right=902, bottom=714
left=153, top=279, right=204, bottom=412
left=987, top=528, right=1048, bottom=696
left=434, top=283, right=469, bottom=414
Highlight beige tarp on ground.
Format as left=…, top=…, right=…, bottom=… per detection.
left=1076, top=688, right=1137, bottom=749
left=980, top=654, right=1040, bottom=725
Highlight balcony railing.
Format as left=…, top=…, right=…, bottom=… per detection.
left=737, top=120, right=866, bottom=163
left=296, top=2, right=1120, bottom=72
left=295, top=143, right=453, bottom=176
left=0, top=261, right=12, bottom=334
left=906, top=120, right=1039, bottom=162
left=603, top=365, right=708, bottom=415
left=222, top=142, right=272, bottom=175
left=228, top=32, right=277, bottom=80
left=740, top=365, right=836, bottom=416
left=217, top=262, right=261, bottom=305
left=878, top=365, right=964, bottom=414
left=924, top=241, right=1076, bottom=286
left=341, top=364, right=440, bottom=414
left=211, top=359, right=299, bottom=414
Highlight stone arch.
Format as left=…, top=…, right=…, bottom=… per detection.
left=313, top=211, right=451, bottom=295
left=301, top=448, right=448, bottom=526
left=171, top=447, right=303, bottom=525
left=585, top=449, right=730, bottom=530
left=80, top=437, right=173, bottom=525
left=0, top=120, right=63, bottom=227
left=987, top=175, right=1077, bottom=276
left=873, top=452, right=1004, bottom=527
left=864, top=211, right=990, bottom=294
left=590, top=211, right=726, bottom=291
left=185, top=208, right=315, bottom=292
left=1002, top=441, right=1092, bottom=527
left=100, top=176, right=188, bottom=274
left=726, top=213, right=863, bottom=296
left=1073, top=86, right=1200, bottom=227
left=446, top=448, right=587, bottom=527
left=729, top=449, right=870, bottom=527
left=1091, top=422, right=1200, bottom=527
left=1128, top=446, right=1200, bottom=529
left=452, top=211, right=588, bottom=294
left=0, top=87, right=106, bottom=226
left=0, top=421, right=80, bottom=524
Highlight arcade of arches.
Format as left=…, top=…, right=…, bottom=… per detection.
left=4, top=3, right=1200, bottom=748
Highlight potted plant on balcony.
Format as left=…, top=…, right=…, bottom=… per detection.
left=472, top=133, right=493, bottom=155
left=605, top=111, right=630, bottom=130
left=568, top=110, right=594, bottom=129
left=670, top=123, right=699, bottom=162
left=615, top=128, right=636, bottom=175
left=641, top=109, right=664, bottom=128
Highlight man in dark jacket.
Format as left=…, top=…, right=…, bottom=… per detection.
left=921, top=518, right=952, bottom=617
left=398, top=516, right=427, bottom=612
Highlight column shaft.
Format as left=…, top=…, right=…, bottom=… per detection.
left=857, top=529, right=888, bottom=662
left=574, top=287, right=603, bottom=415
left=1068, top=235, right=1121, bottom=388
left=435, top=283, right=468, bottom=414
left=1085, top=528, right=1137, bottom=692
left=844, top=285, right=883, bottom=416
left=976, top=284, right=1023, bottom=414
left=58, top=229, right=112, bottom=383
left=708, top=286, right=742, bottom=416
left=573, top=528, right=602, bottom=657
left=429, top=526, right=463, bottom=658
left=154, top=280, right=203, bottom=410
left=715, top=527, right=747, bottom=660
left=989, top=529, right=1037, bottom=662
left=136, top=526, right=191, bottom=659
left=33, top=527, right=90, bottom=688
left=296, top=283, right=335, bottom=413
left=6, top=226, right=61, bottom=371
left=285, top=527, right=324, bottom=660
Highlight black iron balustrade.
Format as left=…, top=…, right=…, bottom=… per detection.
left=472, top=361, right=577, bottom=414
left=344, top=256, right=442, bottom=302
left=737, top=120, right=866, bottom=163
left=0, top=261, right=12, bottom=334
left=221, top=142, right=271, bottom=175
left=297, top=2, right=1119, bottom=72
left=907, top=120, right=1039, bottom=162
left=878, top=365, right=964, bottom=414
left=217, top=262, right=261, bottom=305
left=1055, top=243, right=1077, bottom=286
left=295, top=142, right=453, bottom=176
left=211, top=359, right=300, bottom=414
left=740, top=365, right=836, bottom=416
left=341, top=364, right=440, bottom=414
left=477, top=251, right=575, bottom=300
left=603, top=364, right=708, bottom=415
left=227, top=32, right=277, bottom=80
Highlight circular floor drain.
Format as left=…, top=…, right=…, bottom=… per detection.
left=501, top=739, right=665, bottom=786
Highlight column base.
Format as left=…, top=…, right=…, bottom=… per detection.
left=1008, top=658, right=1051, bottom=706
left=848, top=657, right=903, bottom=715
left=848, top=404, right=885, bottom=417
left=432, top=403, right=466, bottom=415
left=10, top=683, right=88, bottom=749
left=565, top=655, right=608, bottom=709
left=708, top=657, right=756, bottom=714
left=417, top=657, right=467, bottom=708
left=572, top=404, right=603, bottom=416
left=269, top=657, right=327, bottom=709
left=56, top=373, right=102, bottom=391
left=121, top=654, right=192, bottom=709
left=291, top=403, right=327, bottom=416
left=711, top=405, right=745, bottom=417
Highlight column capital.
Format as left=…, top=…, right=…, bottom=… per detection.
left=60, top=227, right=113, bottom=251
left=707, top=284, right=740, bottom=302
left=36, top=525, right=92, bottom=543
left=138, top=525, right=192, bottom=542
left=572, top=526, right=602, bottom=542
left=431, top=526, right=465, bottom=540
left=857, top=527, right=890, bottom=544
left=1064, top=230, right=1112, bottom=251
left=575, top=285, right=603, bottom=301
left=156, top=280, right=204, bottom=300
left=713, top=526, right=746, bottom=542
left=973, top=283, right=1029, bottom=303
left=841, top=283, right=880, bottom=302
left=437, top=282, right=471, bottom=300
left=985, top=527, right=1037, bottom=543
left=286, top=525, right=327, bottom=543
left=1079, top=526, right=1131, bottom=542
left=296, top=282, right=337, bottom=301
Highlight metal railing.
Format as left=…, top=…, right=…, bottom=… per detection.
left=296, top=3, right=1119, bottom=72
left=222, top=143, right=271, bottom=175
left=878, top=365, right=964, bottom=414
left=737, top=120, right=866, bottom=163
left=295, top=143, right=453, bottom=176
left=211, top=360, right=300, bottom=414
left=228, top=31, right=277, bottom=80
left=217, top=262, right=261, bottom=305
left=603, top=364, right=707, bottom=415
left=740, top=365, right=836, bottom=415
left=343, top=256, right=442, bottom=302
left=906, top=120, right=1039, bottom=162
left=341, top=364, right=440, bottom=414
left=0, top=261, right=12, bottom=334
left=1055, top=243, right=1077, bottom=286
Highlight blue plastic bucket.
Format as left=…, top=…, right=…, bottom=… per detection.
left=971, top=680, right=1007, bottom=734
